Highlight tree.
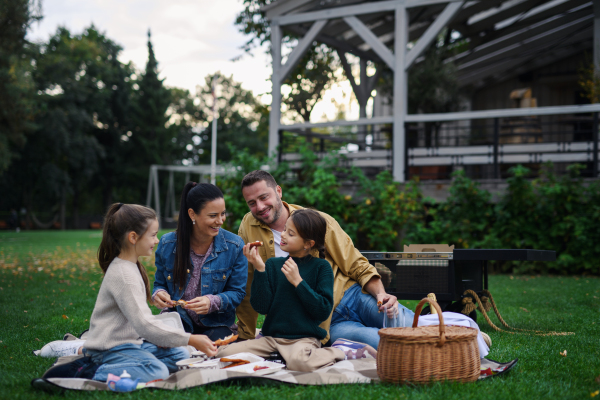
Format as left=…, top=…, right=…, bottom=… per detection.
left=193, top=73, right=268, bottom=163
left=2, top=26, right=134, bottom=228
left=130, top=30, right=173, bottom=165
left=235, top=1, right=339, bottom=123
left=0, top=0, right=41, bottom=174
left=282, top=45, right=339, bottom=122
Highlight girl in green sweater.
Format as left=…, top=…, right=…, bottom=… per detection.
left=217, top=209, right=348, bottom=371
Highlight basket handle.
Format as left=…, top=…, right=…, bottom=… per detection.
left=412, top=298, right=446, bottom=347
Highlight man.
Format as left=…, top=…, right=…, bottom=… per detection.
left=236, top=170, right=414, bottom=349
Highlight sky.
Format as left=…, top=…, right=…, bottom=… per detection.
left=28, top=0, right=273, bottom=99
left=26, top=0, right=362, bottom=122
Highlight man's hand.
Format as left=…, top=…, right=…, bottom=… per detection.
left=153, top=291, right=173, bottom=309
left=243, top=243, right=266, bottom=272
left=185, top=296, right=211, bottom=315
left=188, top=335, right=217, bottom=357
left=376, top=292, right=399, bottom=317
left=365, top=276, right=398, bottom=317
left=281, top=257, right=303, bottom=287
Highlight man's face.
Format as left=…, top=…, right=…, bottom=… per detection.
left=242, top=180, right=284, bottom=226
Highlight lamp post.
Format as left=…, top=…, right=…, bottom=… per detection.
left=210, top=74, right=218, bottom=185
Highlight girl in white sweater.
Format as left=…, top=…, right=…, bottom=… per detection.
left=43, top=204, right=217, bottom=382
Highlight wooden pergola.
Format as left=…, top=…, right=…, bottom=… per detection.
left=263, top=0, right=600, bottom=181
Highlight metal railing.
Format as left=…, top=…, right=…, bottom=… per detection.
left=278, top=106, right=600, bottom=181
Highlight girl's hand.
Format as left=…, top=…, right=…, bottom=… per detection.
left=281, top=257, right=303, bottom=287
left=188, top=334, right=217, bottom=357
left=243, top=243, right=266, bottom=272
left=153, top=291, right=173, bottom=309
left=185, top=296, right=211, bottom=314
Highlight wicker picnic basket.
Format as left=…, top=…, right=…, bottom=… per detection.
left=377, top=298, right=480, bottom=384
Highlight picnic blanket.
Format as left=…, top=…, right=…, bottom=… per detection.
left=31, top=355, right=376, bottom=392
left=31, top=354, right=517, bottom=392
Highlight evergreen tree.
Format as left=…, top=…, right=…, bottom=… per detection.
left=130, top=29, right=173, bottom=166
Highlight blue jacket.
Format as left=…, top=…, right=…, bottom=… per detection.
left=152, top=230, right=247, bottom=332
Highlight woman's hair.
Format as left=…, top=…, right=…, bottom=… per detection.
left=97, top=203, right=156, bottom=302
left=289, top=209, right=328, bottom=259
left=175, top=182, right=224, bottom=289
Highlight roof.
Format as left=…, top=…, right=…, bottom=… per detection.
left=262, top=0, right=593, bottom=88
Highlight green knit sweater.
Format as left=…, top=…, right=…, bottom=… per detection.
left=250, top=256, right=334, bottom=340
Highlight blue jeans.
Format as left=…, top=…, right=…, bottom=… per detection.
left=329, top=284, right=415, bottom=349
left=84, top=342, right=189, bottom=383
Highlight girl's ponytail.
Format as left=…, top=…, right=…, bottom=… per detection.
left=317, top=246, right=327, bottom=259
left=174, top=182, right=196, bottom=290
left=98, top=203, right=125, bottom=274
left=97, top=203, right=157, bottom=303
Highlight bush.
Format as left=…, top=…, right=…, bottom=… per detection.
left=216, top=148, right=599, bottom=275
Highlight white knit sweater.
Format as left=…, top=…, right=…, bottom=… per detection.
left=84, top=257, right=190, bottom=351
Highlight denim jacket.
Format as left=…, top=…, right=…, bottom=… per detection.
left=152, top=229, right=247, bottom=332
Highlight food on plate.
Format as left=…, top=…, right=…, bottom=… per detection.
left=214, top=334, right=238, bottom=346
left=249, top=241, right=263, bottom=249
left=220, top=358, right=250, bottom=369
left=253, top=365, right=269, bottom=371
left=219, top=357, right=248, bottom=363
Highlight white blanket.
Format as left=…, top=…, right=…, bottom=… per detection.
left=417, top=312, right=489, bottom=358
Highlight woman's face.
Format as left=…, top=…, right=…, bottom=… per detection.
left=189, top=197, right=226, bottom=239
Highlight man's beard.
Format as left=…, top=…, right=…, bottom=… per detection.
left=253, top=195, right=284, bottom=226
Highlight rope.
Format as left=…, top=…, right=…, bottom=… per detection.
left=463, top=289, right=575, bottom=336
left=479, top=295, right=492, bottom=312
left=460, top=295, right=477, bottom=316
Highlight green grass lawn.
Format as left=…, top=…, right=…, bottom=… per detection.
left=1, top=230, right=599, bottom=399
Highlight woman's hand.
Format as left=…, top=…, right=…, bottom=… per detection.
left=153, top=291, right=173, bottom=309
left=185, top=296, right=211, bottom=315
left=188, top=335, right=217, bottom=357
left=281, top=257, right=303, bottom=287
left=243, top=243, right=266, bottom=272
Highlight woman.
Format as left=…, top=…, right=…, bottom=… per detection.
left=152, top=182, right=247, bottom=341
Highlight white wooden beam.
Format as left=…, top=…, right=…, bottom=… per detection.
left=344, top=16, right=396, bottom=70
left=279, top=19, right=328, bottom=82
left=276, top=1, right=400, bottom=26
left=279, top=104, right=600, bottom=130
left=594, top=0, right=600, bottom=72
left=269, top=23, right=282, bottom=158
left=392, top=5, right=408, bottom=182
left=406, top=0, right=463, bottom=7
left=262, top=0, right=313, bottom=19
left=282, top=116, right=394, bottom=130
left=404, top=104, right=600, bottom=122
left=404, top=1, right=464, bottom=70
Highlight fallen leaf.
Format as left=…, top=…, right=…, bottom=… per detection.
left=595, top=375, right=600, bottom=383
left=560, top=350, right=567, bottom=357
left=62, top=315, right=68, bottom=319
left=23, top=310, right=27, bottom=313
left=35, top=338, right=40, bottom=341
left=520, top=307, right=529, bottom=313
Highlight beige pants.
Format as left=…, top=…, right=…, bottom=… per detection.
left=217, top=336, right=345, bottom=372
